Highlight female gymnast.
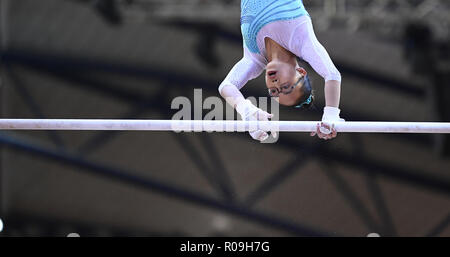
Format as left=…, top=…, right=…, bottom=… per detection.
left=219, top=0, right=344, bottom=141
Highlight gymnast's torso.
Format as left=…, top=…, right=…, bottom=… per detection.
left=240, top=0, right=309, bottom=55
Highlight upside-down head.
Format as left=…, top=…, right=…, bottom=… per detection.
left=265, top=60, right=314, bottom=108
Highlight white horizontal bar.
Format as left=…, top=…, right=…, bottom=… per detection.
left=0, top=119, right=450, bottom=133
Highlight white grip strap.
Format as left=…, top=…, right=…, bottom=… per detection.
left=236, top=100, right=272, bottom=142
left=320, top=107, right=344, bottom=134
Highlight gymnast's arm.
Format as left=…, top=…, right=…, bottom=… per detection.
left=218, top=48, right=264, bottom=109
left=291, top=18, right=343, bottom=116
left=218, top=48, right=276, bottom=142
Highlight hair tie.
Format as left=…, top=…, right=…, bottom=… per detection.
left=295, top=94, right=313, bottom=109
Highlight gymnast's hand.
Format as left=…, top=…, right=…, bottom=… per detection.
left=236, top=99, right=276, bottom=142
left=311, top=107, right=344, bottom=140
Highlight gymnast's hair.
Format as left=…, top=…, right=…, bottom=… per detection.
left=295, top=74, right=315, bottom=110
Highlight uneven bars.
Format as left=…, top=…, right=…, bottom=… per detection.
left=0, top=119, right=450, bottom=133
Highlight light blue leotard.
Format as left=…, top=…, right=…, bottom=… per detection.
left=240, top=0, right=309, bottom=54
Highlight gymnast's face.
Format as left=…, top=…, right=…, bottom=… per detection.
left=265, top=62, right=307, bottom=106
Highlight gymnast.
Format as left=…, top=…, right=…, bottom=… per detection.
left=219, top=0, right=344, bottom=141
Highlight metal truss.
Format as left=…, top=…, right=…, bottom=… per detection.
left=104, top=0, right=450, bottom=39
left=1, top=48, right=450, bottom=236
left=307, top=0, right=450, bottom=39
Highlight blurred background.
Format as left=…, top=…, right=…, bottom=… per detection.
left=0, top=0, right=449, bottom=237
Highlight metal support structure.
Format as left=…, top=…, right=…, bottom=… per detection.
left=244, top=157, right=308, bottom=207
left=365, top=174, right=397, bottom=236
left=425, top=213, right=450, bottom=237
left=0, top=131, right=331, bottom=237
left=320, top=161, right=382, bottom=234
left=5, top=65, right=66, bottom=149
